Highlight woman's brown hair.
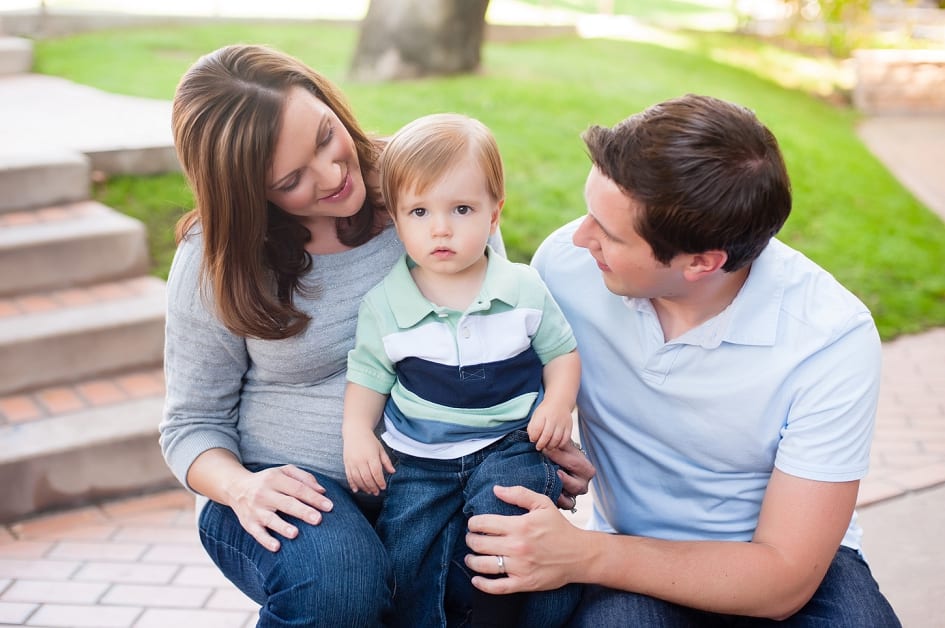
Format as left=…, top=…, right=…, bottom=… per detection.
left=172, top=44, right=384, bottom=339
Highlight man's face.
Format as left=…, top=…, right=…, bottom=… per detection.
left=572, top=166, right=685, bottom=299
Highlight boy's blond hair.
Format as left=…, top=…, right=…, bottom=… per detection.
left=380, top=113, right=505, bottom=215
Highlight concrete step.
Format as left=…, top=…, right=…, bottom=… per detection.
left=0, top=276, right=166, bottom=396
left=0, top=200, right=149, bottom=297
left=0, top=148, right=90, bottom=213
left=0, top=37, right=32, bottom=75
left=0, top=367, right=174, bottom=523
left=0, top=74, right=177, bottom=177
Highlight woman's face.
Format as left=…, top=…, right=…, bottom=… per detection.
left=266, top=85, right=366, bottom=224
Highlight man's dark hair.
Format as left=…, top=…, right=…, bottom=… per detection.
left=582, top=94, right=792, bottom=271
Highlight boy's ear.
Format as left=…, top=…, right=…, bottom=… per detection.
left=490, top=198, right=505, bottom=233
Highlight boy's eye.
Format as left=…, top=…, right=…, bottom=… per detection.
left=409, top=207, right=427, bottom=217
left=455, top=205, right=472, bottom=215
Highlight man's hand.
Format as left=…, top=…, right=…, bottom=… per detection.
left=543, top=439, right=595, bottom=510
left=465, top=485, right=586, bottom=592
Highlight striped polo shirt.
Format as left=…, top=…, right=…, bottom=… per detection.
left=347, top=247, right=577, bottom=459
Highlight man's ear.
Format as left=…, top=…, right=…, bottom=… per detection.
left=490, top=198, right=505, bottom=233
left=684, top=250, right=728, bottom=281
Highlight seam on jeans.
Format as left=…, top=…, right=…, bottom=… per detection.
left=435, top=515, right=462, bottom=627
left=199, top=507, right=268, bottom=590
left=542, top=455, right=563, bottom=502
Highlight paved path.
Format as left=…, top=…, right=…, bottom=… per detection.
left=858, top=116, right=945, bottom=223
left=852, top=115, right=945, bottom=628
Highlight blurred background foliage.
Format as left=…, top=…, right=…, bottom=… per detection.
left=28, top=5, right=945, bottom=339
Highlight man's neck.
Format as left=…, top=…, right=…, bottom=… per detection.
left=651, top=265, right=751, bottom=342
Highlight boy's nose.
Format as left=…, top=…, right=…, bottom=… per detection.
left=431, top=215, right=451, bottom=236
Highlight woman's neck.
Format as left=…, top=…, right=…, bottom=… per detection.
left=303, top=216, right=352, bottom=255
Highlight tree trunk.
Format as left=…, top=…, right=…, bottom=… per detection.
left=349, top=0, right=491, bottom=82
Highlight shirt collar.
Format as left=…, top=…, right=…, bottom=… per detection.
left=720, top=239, right=785, bottom=347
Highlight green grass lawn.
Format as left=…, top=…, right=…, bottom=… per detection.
left=32, top=21, right=945, bottom=340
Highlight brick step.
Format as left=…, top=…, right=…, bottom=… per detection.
left=0, top=367, right=174, bottom=523
left=0, top=148, right=90, bottom=213
left=0, top=200, right=149, bottom=297
left=0, top=276, right=165, bottom=396
left=0, top=37, right=32, bottom=75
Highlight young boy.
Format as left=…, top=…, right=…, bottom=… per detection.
left=343, top=113, right=581, bottom=627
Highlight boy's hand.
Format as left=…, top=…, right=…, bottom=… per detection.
left=343, top=433, right=395, bottom=496
left=527, top=401, right=573, bottom=451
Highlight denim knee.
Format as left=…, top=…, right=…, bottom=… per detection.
left=198, top=474, right=393, bottom=627
left=776, top=546, right=901, bottom=628
left=464, top=431, right=562, bottom=518
left=571, top=585, right=721, bottom=627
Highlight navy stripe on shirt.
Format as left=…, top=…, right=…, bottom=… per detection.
left=383, top=397, right=533, bottom=444
left=394, top=345, right=543, bottom=409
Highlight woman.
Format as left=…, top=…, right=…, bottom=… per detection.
left=159, top=44, right=592, bottom=627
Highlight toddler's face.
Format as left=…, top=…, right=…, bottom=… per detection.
left=393, top=154, right=502, bottom=281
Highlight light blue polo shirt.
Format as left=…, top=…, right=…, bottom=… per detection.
left=348, top=247, right=577, bottom=459
left=532, top=219, right=880, bottom=550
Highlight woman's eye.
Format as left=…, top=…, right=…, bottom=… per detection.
left=278, top=176, right=300, bottom=193
left=319, top=123, right=334, bottom=147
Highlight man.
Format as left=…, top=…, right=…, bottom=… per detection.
left=464, top=94, right=900, bottom=626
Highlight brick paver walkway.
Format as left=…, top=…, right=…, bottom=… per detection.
left=0, top=492, right=260, bottom=627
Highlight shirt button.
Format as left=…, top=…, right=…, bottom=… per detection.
left=462, top=327, right=471, bottom=338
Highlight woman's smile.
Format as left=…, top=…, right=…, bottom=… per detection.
left=320, top=171, right=353, bottom=202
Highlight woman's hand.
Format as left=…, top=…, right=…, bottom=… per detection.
left=543, top=439, right=595, bottom=510
left=224, top=464, right=333, bottom=553
left=465, top=485, right=587, bottom=593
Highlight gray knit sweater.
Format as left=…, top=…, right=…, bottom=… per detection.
left=159, top=223, right=405, bottom=491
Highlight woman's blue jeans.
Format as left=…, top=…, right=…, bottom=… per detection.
left=198, top=470, right=393, bottom=628
left=377, top=429, right=581, bottom=628
left=569, top=545, right=901, bottom=627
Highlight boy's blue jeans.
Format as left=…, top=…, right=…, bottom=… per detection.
left=377, top=429, right=581, bottom=628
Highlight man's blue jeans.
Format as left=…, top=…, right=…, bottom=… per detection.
left=377, top=429, right=581, bottom=628
left=198, top=470, right=393, bottom=627
left=570, top=545, right=901, bottom=627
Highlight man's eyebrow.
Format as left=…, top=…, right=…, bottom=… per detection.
left=586, top=205, right=622, bottom=242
